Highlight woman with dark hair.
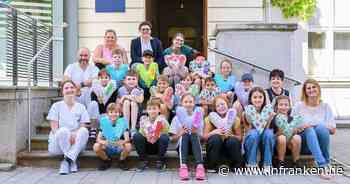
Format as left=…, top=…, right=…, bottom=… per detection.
left=163, top=32, right=197, bottom=67
left=93, top=29, right=128, bottom=69
left=130, top=21, right=165, bottom=71
left=47, top=80, right=90, bottom=175
left=292, top=79, right=336, bottom=179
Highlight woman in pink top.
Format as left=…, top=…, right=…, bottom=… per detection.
left=93, top=29, right=128, bottom=69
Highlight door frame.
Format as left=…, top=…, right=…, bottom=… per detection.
left=145, top=0, right=208, bottom=57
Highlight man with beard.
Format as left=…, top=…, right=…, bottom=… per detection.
left=63, top=48, right=99, bottom=140
left=63, top=47, right=99, bottom=107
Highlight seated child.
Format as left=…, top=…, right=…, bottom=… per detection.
left=117, top=70, right=144, bottom=136
left=93, top=103, right=132, bottom=171
left=135, top=50, right=159, bottom=100
left=163, top=51, right=189, bottom=86
left=149, top=75, right=174, bottom=118
left=265, top=69, right=290, bottom=104
left=199, top=77, right=220, bottom=115
left=106, top=48, right=129, bottom=88
left=233, top=73, right=254, bottom=116
left=189, top=52, right=211, bottom=79
left=203, top=96, right=243, bottom=171
left=242, top=87, right=275, bottom=173
left=271, top=95, right=303, bottom=168
left=174, top=74, right=200, bottom=106
left=133, top=99, right=170, bottom=172
left=214, top=59, right=236, bottom=104
left=170, top=93, right=206, bottom=180
left=88, top=69, right=118, bottom=139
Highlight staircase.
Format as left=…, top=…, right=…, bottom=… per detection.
left=16, top=97, right=317, bottom=169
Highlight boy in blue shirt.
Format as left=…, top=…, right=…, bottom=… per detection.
left=93, top=103, right=131, bottom=171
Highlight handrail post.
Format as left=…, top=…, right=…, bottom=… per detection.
left=32, top=19, right=38, bottom=86
left=11, top=9, right=17, bottom=86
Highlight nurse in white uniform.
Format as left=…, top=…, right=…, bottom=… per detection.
left=47, top=80, right=90, bottom=175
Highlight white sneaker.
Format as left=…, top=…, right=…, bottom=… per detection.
left=70, top=161, right=78, bottom=173
left=59, top=159, right=70, bottom=175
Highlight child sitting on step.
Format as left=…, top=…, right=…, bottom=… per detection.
left=189, top=52, right=211, bottom=79
left=214, top=59, right=236, bottom=104
left=174, top=74, right=200, bottom=106
left=163, top=49, right=189, bottom=86
left=271, top=95, right=303, bottom=168
left=170, top=93, right=206, bottom=180
left=88, top=69, right=118, bottom=140
left=105, top=48, right=129, bottom=88
left=149, top=75, right=174, bottom=119
left=117, top=70, right=144, bottom=136
left=265, top=69, right=291, bottom=104
left=93, top=103, right=132, bottom=171
left=199, top=77, right=220, bottom=115
left=134, top=50, right=159, bottom=100
left=133, top=99, right=170, bottom=172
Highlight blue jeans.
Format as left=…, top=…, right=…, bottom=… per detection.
left=244, top=129, right=275, bottom=167
left=105, top=144, right=123, bottom=158
left=300, top=124, right=330, bottom=167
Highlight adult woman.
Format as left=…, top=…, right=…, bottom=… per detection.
left=163, top=33, right=197, bottom=67
left=130, top=21, right=165, bottom=71
left=47, top=80, right=90, bottom=175
left=93, top=29, right=128, bottom=69
left=292, top=79, right=336, bottom=179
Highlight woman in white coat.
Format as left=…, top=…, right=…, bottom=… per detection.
left=47, top=80, right=90, bottom=175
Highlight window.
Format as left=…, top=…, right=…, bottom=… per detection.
left=334, top=32, right=350, bottom=76
left=308, top=32, right=328, bottom=76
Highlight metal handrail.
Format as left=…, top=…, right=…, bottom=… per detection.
left=208, top=47, right=302, bottom=86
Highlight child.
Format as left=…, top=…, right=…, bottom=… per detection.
left=265, top=69, right=290, bottom=104
left=133, top=99, right=170, bottom=171
left=233, top=73, right=254, bottom=116
left=271, top=95, right=303, bottom=168
left=199, top=77, right=220, bottom=115
left=135, top=50, right=159, bottom=100
left=149, top=75, right=174, bottom=118
left=174, top=74, right=200, bottom=106
left=203, top=96, right=243, bottom=171
left=189, top=52, right=211, bottom=78
left=88, top=69, right=118, bottom=139
left=93, top=103, right=132, bottom=171
left=170, top=93, right=205, bottom=180
left=163, top=50, right=189, bottom=86
left=106, top=48, right=129, bottom=88
left=243, top=87, right=275, bottom=173
left=118, top=70, right=144, bottom=136
left=214, top=59, right=236, bottom=103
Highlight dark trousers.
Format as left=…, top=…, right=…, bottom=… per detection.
left=179, top=133, right=203, bottom=165
left=133, top=132, right=169, bottom=161
left=206, top=134, right=243, bottom=169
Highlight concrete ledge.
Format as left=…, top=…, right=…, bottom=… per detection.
left=215, top=23, right=298, bottom=36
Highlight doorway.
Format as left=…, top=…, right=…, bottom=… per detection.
left=146, top=0, right=207, bottom=55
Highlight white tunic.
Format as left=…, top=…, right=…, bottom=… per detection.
left=64, top=63, right=99, bottom=85
left=47, top=101, right=90, bottom=131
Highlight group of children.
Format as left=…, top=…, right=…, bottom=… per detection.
left=80, top=46, right=313, bottom=180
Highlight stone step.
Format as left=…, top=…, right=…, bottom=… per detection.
left=17, top=150, right=181, bottom=169
left=36, top=122, right=50, bottom=135
left=30, top=134, right=179, bottom=151
left=17, top=150, right=315, bottom=169
left=335, top=120, right=350, bottom=129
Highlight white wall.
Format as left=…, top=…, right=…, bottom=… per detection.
left=78, top=0, right=145, bottom=61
